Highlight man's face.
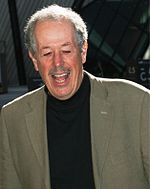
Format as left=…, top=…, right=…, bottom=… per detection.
left=29, top=20, right=88, bottom=100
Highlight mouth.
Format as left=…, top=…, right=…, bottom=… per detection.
left=52, top=72, right=70, bottom=83
left=50, top=70, right=71, bottom=85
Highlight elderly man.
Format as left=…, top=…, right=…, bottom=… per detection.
left=0, top=4, right=150, bottom=189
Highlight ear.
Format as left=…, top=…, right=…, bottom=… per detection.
left=28, top=51, right=39, bottom=71
left=81, top=41, right=88, bottom=64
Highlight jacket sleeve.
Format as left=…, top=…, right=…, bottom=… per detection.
left=0, top=108, right=22, bottom=189
left=140, top=91, right=150, bottom=184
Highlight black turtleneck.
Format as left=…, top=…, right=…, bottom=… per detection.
left=46, top=74, right=95, bottom=189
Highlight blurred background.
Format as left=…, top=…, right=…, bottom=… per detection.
left=0, top=0, right=149, bottom=106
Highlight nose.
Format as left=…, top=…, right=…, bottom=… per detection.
left=53, top=51, right=63, bottom=67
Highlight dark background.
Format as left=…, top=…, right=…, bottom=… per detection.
left=0, top=0, right=149, bottom=93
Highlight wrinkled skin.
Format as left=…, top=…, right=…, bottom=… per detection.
left=29, top=19, right=88, bottom=100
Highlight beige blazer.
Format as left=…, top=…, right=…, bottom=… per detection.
left=0, top=73, right=150, bottom=189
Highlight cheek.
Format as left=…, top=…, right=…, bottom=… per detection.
left=37, top=62, right=50, bottom=78
left=72, top=62, right=83, bottom=83
left=37, top=59, right=50, bottom=71
left=71, top=55, right=83, bottom=70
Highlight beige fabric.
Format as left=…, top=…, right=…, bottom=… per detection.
left=0, top=72, right=150, bottom=189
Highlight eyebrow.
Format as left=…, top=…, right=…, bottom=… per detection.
left=41, top=46, right=51, bottom=50
left=40, top=42, right=72, bottom=50
left=61, top=42, right=72, bottom=47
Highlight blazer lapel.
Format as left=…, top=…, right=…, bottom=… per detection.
left=25, top=107, right=46, bottom=168
left=25, top=88, right=50, bottom=188
left=89, top=77, right=113, bottom=188
left=24, top=75, right=113, bottom=189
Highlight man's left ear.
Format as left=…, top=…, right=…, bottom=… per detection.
left=81, top=41, right=88, bottom=64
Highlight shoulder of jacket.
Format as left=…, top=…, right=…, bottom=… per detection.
left=2, top=86, right=45, bottom=111
left=86, top=71, right=149, bottom=100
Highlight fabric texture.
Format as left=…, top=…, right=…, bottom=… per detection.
left=0, top=71, right=150, bottom=189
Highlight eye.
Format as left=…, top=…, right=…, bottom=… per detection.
left=62, top=50, right=71, bottom=54
left=43, top=52, right=52, bottom=56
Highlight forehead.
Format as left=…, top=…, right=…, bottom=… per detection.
left=34, top=19, right=78, bottom=49
left=34, top=19, right=75, bottom=38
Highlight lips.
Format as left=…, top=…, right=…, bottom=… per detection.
left=51, top=71, right=70, bottom=84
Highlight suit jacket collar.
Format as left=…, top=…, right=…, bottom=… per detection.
left=89, top=73, right=113, bottom=188
left=24, top=73, right=113, bottom=189
left=25, top=87, right=50, bottom=188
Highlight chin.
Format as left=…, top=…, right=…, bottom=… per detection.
left=56, top=91, right=74, bottom=100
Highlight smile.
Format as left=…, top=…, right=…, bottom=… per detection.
left=51, top=71, right=70, bottom=85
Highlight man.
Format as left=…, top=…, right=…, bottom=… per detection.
left=0, top=4, right=149, bottom=189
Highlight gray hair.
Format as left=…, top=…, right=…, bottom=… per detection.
left=24, top=4, right=88, bottom=54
